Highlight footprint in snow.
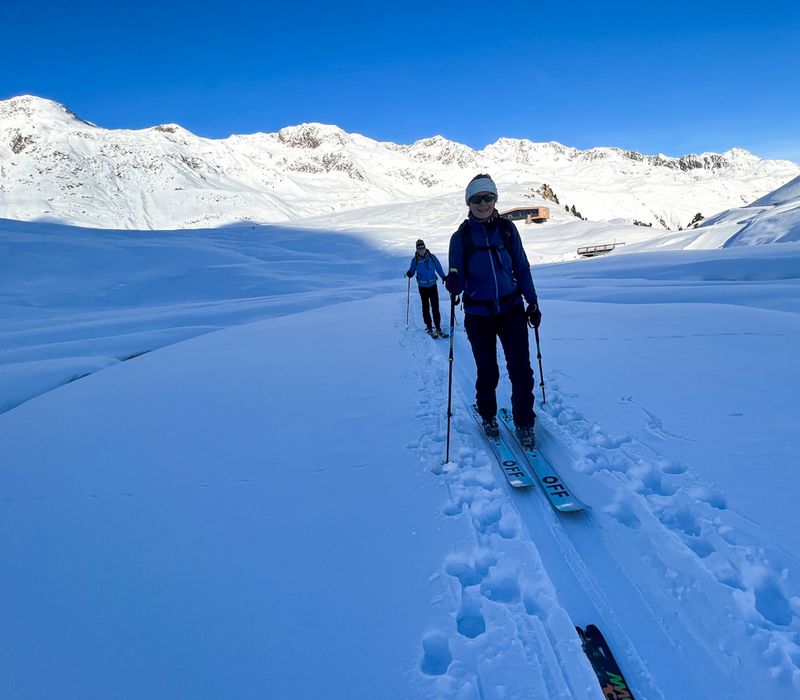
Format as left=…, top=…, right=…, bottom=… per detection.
left=657, top=457, right=689, bottom=475
left=751, top=572, right=793, bottom=627
left=630, top=463, right=677, bottom=497
left=457, top=590, right=486, bottom=638
left=470, top=498, right=503, bottom=534
left=445, top=550, right=496, bottom=587
left=690, top=486, right=727, bottom=510
left=480, top=566, right=521, bottom=604
left=653, top=498, right=702, bottom=537
left=419, top=632, right=452, bottom=676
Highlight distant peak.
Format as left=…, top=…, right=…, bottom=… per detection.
left=0, top=94, right=90, bottom=125
left=483, top=138, right=574, bottom=164
left=277, top=123, right=349, bottom=149
left=150, top=123, right=195, bottom=138
left=489, top=136, right=527, bottom=147
left=720, top=147, right=757, bottom=162
left=411, top=135, right=459, bottom=147
left=484, top=137, right=571, bottom=153
left=404, top=135, right=478, bottom=167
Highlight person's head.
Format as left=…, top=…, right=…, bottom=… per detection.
left=465, top=174, right=498, bottom=222
left=415, top=239, right=427, bottom=255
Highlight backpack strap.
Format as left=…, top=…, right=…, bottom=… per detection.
left=459, top=217, right=520, bottom=311
left=457, top=220, right=474, bottom=279
left=459, top=217, right=514, bottom=279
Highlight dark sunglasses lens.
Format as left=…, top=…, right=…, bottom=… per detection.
left=470, top=194, right=496, bottom=204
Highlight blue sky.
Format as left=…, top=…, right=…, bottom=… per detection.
left=3, top=0, right=799, bottom=161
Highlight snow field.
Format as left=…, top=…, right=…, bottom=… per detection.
left=0, top=296, right=474, bottom=698
left=1, top=217, right=799, bottom=698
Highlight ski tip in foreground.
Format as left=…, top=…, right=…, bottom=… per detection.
left=576, top=625, right=637, bottom=699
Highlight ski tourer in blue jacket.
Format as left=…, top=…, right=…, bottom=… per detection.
left=407, top=247, right=446, bottom=288
left=445, top=174, right=542, bottom=447
left=406, top=239, right=447, bottom=335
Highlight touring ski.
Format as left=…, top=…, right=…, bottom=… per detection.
left=576, top=625, right=636, bottom=700
left=498, top=408, right=584, bottom=512
left=469, top=405, right=534, bottom=488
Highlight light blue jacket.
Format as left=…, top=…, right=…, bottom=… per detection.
left=407, top=251, right=446, bottom=288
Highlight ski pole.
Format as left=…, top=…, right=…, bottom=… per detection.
left=444, top=294, right=457, bottom=464
left=533, top=326, right=546, bottom=404
left=405, top=276, right=411, bottom=328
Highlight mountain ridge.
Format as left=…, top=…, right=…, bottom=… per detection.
left=2, top=94, right=798, bottom=230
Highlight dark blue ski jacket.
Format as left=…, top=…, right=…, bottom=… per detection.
left=448, top=213, right=537, bottom=316
left=407, top=251, right=446, bottom=288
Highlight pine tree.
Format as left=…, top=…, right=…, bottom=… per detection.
left=690, top=212, right=704, bottom=227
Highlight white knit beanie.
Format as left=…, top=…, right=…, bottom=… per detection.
left=465, top=176, right=498, bottom=204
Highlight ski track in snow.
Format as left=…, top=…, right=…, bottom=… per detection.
left=403, top=296, right=800, bottom=699
left=401, top=306, right=604, bottom=700
left=541, top=384, right=800, bottom=676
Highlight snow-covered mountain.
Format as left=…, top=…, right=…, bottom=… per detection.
left=696, top=173, right=800, bottom=247
left=2, top=94, right=798, bottom=231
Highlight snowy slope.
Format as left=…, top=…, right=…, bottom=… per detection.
left=2, top=94, right=798, bottom=231
left=692, top=173, right=800, bottom=247
left=257, top=167, right=800, bottom=263
left=1, top=217, right=799, bottom=698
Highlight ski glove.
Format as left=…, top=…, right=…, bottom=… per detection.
left=445, top=272, right=464, bottom=295
left=405, top=270, right=414, bottom=278
left=527, top=303, right=542, bottom=329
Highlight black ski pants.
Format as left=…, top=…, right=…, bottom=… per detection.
left=418, top=284, right=442, bottom=330
left=464, top=303, right=536, bottom=427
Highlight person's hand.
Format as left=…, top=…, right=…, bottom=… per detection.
left=527, top=303, right=542, bottom=329
left=405, top=271, right=414, bottom=278
left=445, top=273, right=464, bottom=295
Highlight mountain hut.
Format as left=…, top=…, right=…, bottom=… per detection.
left=499, top=206, right=551, bottom=224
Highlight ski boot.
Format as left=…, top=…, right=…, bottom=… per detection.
left=516, top=423, right=536, bottom=450
left=481, top=416, right=500, bottom=438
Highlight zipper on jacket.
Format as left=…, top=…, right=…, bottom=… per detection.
left=485, top=230, right=500, bottom=310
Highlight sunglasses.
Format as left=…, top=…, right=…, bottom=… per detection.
left=468, top=194, right=497, bottom=205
